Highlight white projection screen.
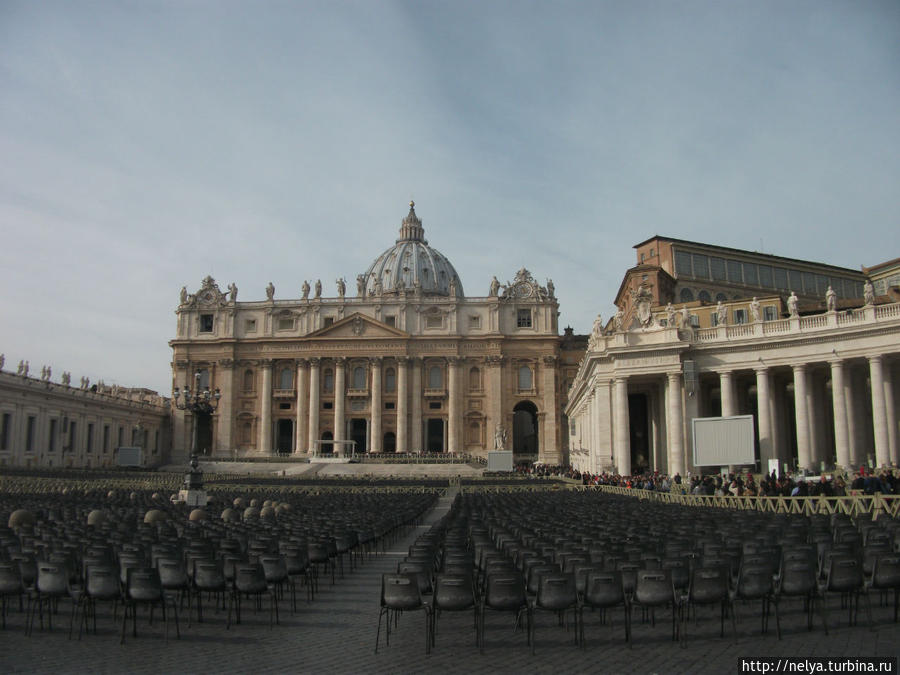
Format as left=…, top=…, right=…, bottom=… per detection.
left=692, top=415, right=756, bottom=467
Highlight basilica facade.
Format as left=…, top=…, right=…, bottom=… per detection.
left=170, top=203, right=572, bottom=464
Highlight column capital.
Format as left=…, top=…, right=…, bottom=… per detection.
left=542, top=355, right=559, bottom=366
left=666, top=371, right=682, bottom=382
left=369, top=356, right=383, bottom=367
left=828, top=358, right=845, bottom=369
left=218, top=358, right=235, bottom=369
left=868, top=353, right=884, bottom=365
left=484, top=355, right=504, bottom=366
left=396, top=356, right=410, bottom=366
left=308, top=357, right=321, bottom=367
left=174, top=360, right=189, bottom=371
left=754, top=365, right=769, bottom=375
left=333, top=356, right=347, bottom=366
left=296, top=358, right=309, bottom=369
left=447, top=356, right=462, bottom=366
left=258, top=358, right=274, bottom=369
left=792, top=363, right=807, bottom=373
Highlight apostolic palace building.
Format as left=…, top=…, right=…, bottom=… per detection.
left=1, top=208, right=898, bottom=475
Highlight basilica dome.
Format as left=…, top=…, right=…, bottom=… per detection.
left=362, top=202, right=464, bottom=298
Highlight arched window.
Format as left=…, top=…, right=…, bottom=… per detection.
left=680, top=288, right=694, bottom=303
left=353, top=366, right=366, bottom=389
left=243, top=369, right=254, bottom=391
left=467, top=420, right=482, bottom=444
left=715, top=292, right=728, bottom=303
left=518, top=366, right=533, bottom=391
left=384, top=368, right=396, bottom=393
left=698, top=290, right=711, bottom=303
left=279, top=367, right=293, bottom=390
left=428, top=366, right=443, bottom=389
left=468, top=367, right=481, bottom=391
left=323, top=369, right=334, bottom=393
left=239, top=422, right=252, bottom=444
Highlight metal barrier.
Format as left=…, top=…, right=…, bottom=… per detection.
left=578, top=484, right=899, bottom=519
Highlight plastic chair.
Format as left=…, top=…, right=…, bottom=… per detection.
left=478, top=572, right=529, bottom=653
left=431, top=573, right=478, bottom=649
left=375, top=573, right=431, bottom=654
left=581, top=570, right=630, bottom=646
left=529, top=572, right=580, bottom=653
left=121, top=567, right=178, bottom=643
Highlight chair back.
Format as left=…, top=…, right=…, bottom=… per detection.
left=872, top=554, right=900, bottom=590
left=36, top=562, right=68, bottom=596
left=433, top=574, right=475, bottom=611
left=535, top=573, right=578, bottom=611
left=583, top=570, right=625, bottom=608
left=381, top=573, right=424, bottom=611
left=86, top=566, right=120, bottom=600
left=689, top=566, right=729, bottom=604
left=126, top=567, right=163, bottom=602
left=483, top=572, right=526, bottom=611
left=234, top=564, right=268, bottom=594
left=634, top=569, right=673, bottom=607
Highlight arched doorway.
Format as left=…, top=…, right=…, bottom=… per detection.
left=512, top=401, right=538, bottom=459
left=196, top=412, right=213, bottom=456
left=426, top=419, right=445, bottom=452
left=321, top=431, right=333, bottom=455
left=383, top=432, right=396, bottom=453
left=276, top=419, right=293, bottom=454
left=350, top=419, right=367, bottom=453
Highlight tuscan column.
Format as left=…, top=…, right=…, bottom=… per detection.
left=754, top=367, right=773, bottom=468
left=258, top=359, right=272, bottom=454
left=884, top=364, right=898, bottom=466
left=542, top=355, right=559, bottom=463
left=307, top=358, right=320, bottom=454
left=719, top=371, right=736, bottom=417
left=217, top=359, right=235, bottom=454
left=844, top=368, right=861, bottom=467
left=295, top=360, right=309, bottom=454
left=370, top=357, right=382, bottom=453
left=334, top=358, right=346, bottom=447
left=666, top=372, right=685, bottom=476
left=869, top=355, right=890, bottom=467
left=448, top=357, right=461, bottom=454
left=396, top=357, right=408, bottom=453
left=792, top=364, right=811, bottom=471
left=807, top=373, right=822, bottom=467
left=410, top=358, right=423, bottom=453
left=829, top=360, right=850, bottom=469
left=614, top=376, right=631, bottom=475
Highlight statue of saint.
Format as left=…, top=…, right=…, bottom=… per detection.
left=301, top=280, right=310, bottom=300
left=665, top=303, right=675, bottom=326
left=489, top=276, right=500, bottom=297
left=266, top=282, right=275, bottom=301
left=373, top=277, right=383, bottom=296
left=614, top=308, right=624, bottom=332
left=825, top=286, right=836, bottom=312
left=336, top=278, right=346, bottom=298
left=591, top=313, right=604, bottom=338
left=863, top=279, right=875, bottom=306
left=228, top=283, right=238, bottom=302
left=546, top=279, right=555, bottom=298
left=716, top=301, right=727, bottom=326
left=61, top=371, right=71, bottom=386
left=750, top=297, right=761, bottom=323
left=681, top=306, right=690, bottom=328
left=0, top=354, right=4, bottom=372
left=356, top=274, right=366, bottom=297
left=180, top=286, right=188, bottom=305
left=449, top=277, right=457, bottom=298
left=314, top=279, right=322, bottom=298
left=788, top=291, right=799, bottom=317
left=494, top=424, right=508, bottom=451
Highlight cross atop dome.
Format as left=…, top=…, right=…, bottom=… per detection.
left=398, top=200, right=426, bottom=243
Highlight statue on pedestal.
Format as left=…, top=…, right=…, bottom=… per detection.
left=266, top=282, right=275, bottom=301
left=665, top=303, right=675, bottom=326
left=825, top=286, right=836, bottom=312
left=227, top=283, right=238, bottom=302
left=179, top=286, right=188, bottom=305
left=314, top=279, right=322, bottom=299
left=614, top=308, right=624, bottom=332
left=863, top=280, right=875, bottom=306
left=750, top=297, right=761, bottom=323
left=494, top=424, right=508, bottom=451
left=356, top=274, right=366, bottom=297
left=301, top=280, right=310, bottom=300
left=716, top=301, right=727, bottom=326
left=489, top=276, right=500, bottom=297
left=788, top=291, right=799, bottom=317
left=336, top=278, right=346, bottom=298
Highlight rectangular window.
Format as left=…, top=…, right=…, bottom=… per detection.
left=802, top=271, right=816, bottom=294
left=692, top=254, right=709, bottom=279
left=709, top=257, right=726, bottom=281
left=674, top=250, right=692, bottom=276
left=278, top=402, right=291, bottom=410
left=774, top=267, right=788, bottom=290
left=517, top=309, right=532, bottom=328
left=428, top=401, right=442, bottom=410
left=764, top=306, right=777, bottom=321
left=789, top=269, right=803, bottom=292
left=245, top=319, right=257, bottom=333
left=200, top=314, right=214, bottom=332
left=103, top=425, right=110, bottom=453
left=469, top=315, right=481, bottom=329
left=690, top=314, right=700, bottom=327
left=86, top=423, right=94, bottom=453
left=733, top=309, right=747, bottom=325
left=323, top=317, right=334, bottom=328
left=425, top=315, right=442, bottom=329
left=26, top=416, right=35, bottom=452
left=742, top=262, right=759, bottom=287
left=710, top=312, right=718, bottom=327
left=277, top=317, right=293, bottom=330
left=48, top=419, right=57, bottom=452
left=727, top=260, right=743, bottom=283
left=323, top=401, right=333, bottom=410
left=385, top=401, right=395, bottom=410
left=0, top=413, right=9, bottom=450
left=758, top=265, right=774, bottom=288
left=816, top=274, right=828, bottom=295
left=829, top=278, right=844, bottom=298
left=385, top=316, right=396, bottom=327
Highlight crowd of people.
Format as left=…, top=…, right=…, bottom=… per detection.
left=514, top=462, right=900, bottom=498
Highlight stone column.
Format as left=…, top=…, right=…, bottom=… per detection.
left=792, top=364, right=811, bottom=471
left=397, top=357, right=408, bottom=453
left=410, top=358, right=423, bottom=453
left=807, top=372, right=821, bottom=468
left=448, top=357, right=461, bottom=454
left=258, top=359, right=272, bottom=454
left=614, top=376, right=630, bottom=475
left=542, top=355, right=559, bottom=463
left=869, top=355, right=890, bottom=468
left=334, top=358, right=346, bottom=448
left=755, top=367, right=773, bottom=469
left=883, top=363, right=898, bottom=466
left=829, top=360, right=850, bottom=469
left=844, top=368, right=861, bottom=468
left=307, top=358, right=320, bottom=454
left=487, top=356, right=503, bottom=448
left=719, top=371, right=736, bottom=417
left=295, top=360, right=309, bottom=454
left=370, top=357, right=382, bottom=453
left=667, top=372, right=684, bottom=476
left=216, top=359, right=235, bottom=455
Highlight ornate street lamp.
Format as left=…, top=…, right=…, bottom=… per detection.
left=173, top=371, right=221, bottom=457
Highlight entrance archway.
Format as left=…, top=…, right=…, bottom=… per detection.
left=383, top=432, right=396, bottom=453
left=512, top=401, right=538, bottom=458
left=628, top=394, right=649, bottom=473
left=276, top=419, right=293, bottom=454
left=196, top=412, right=213, bottom=456
left=350, top=419, right=367, bottom=453
left=321, top=431, right=333, bottom=455
left=426, top=419, right=445, bottom=452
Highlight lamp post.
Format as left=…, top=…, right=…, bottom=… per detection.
left=173, top=371, right=221, bottom=458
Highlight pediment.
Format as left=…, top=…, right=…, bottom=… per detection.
left=307, top=313, right=409, bottom=339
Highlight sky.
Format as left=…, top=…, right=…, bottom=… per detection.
left=1, top=0, right=898, bottom=395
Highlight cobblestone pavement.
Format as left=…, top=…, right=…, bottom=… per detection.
left=2, top=492, right=899, bottom=674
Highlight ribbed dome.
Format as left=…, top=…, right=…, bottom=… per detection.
left=363, top=202, right=464, bottom=298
